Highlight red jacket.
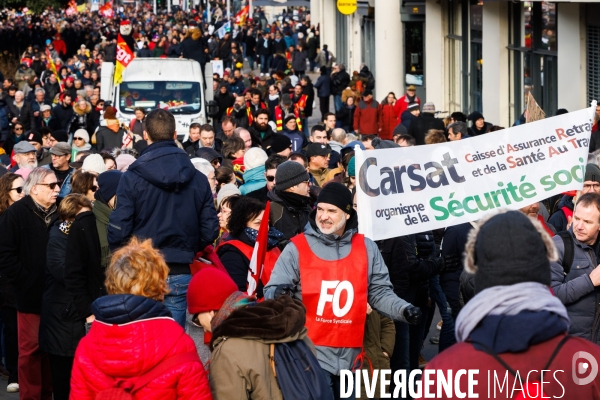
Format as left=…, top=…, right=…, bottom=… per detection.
left=354, top=98, right=380, bottom=135
left=70, top=317, right=212, bottom=400
left=396, top=93, right=421, bottom=123
left=378, top=103, right=401, bottom=140
left=419, top=334, right=600, bottom=399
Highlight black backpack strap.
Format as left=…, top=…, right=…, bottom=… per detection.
left=557, top=231, right=574, bottom=276
left=470, top=335, right=572, bottom=382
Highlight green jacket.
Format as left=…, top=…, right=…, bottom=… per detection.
left=93, top=200, right=112, bottom=269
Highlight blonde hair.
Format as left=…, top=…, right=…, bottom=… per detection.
left=424, top=129, right=447, bottom=145
left=105, top=237, right=170, bottom=301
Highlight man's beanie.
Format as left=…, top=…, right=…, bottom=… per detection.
left=317, top=182, right=354, bottom=215
left=585, top=163, right=600, bottom=183
left=26, top=131, right=43, bottom=145
left=473, top=211, right=551, bottom=294
left=270, top=134, right=292, bottom=154
left=276, top=160, right=309, bottom=191
left=348, top=157, right=356, bottom=177
left=187, top=268, right=238, bottom=314
left=95, top=170, right=122, bottom=204
left=51, top=129, right=69, bottom=143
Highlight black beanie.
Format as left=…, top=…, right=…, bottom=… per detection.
left=95, top=170, right=123, bottom=204
left=585, top=163, right=600, bottom=183
left=270, top=134, right=292, bottom=154
left=51, top=129, right=69, bottom=143
left=317, top=182, right=354, bottom=215
left=473, top=211, right=551, bottom=294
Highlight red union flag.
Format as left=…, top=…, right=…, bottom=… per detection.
left=99, top=2, right=114, bottom=18
left=114, top=34, right=134, bottom=85
left=235, top=5, right=249, bottom=26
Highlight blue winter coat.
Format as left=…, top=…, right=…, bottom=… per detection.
left=240, top=165, right=266, bottom=195
left=313, top=75, right=331, bottom=98
left=107, top=141, right=219, bottom=266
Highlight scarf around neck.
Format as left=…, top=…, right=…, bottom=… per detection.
left=455, top=282, right=569, bottom=343
left=244, top=226, right=284, bottom=249
left=211, top=291, right=256, bottom=332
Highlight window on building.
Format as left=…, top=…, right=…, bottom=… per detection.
left=509, top=1, right=557, bottom=121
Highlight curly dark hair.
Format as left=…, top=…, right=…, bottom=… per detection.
left=227, top=196, right=265, bottom=237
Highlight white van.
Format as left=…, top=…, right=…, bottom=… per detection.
left=101, top=58, right=216, bottom=143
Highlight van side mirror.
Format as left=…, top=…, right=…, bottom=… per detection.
left=207, top=100, right=219, bottom=118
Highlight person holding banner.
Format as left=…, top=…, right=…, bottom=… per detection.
left=264, top=182, right=422, bottom=400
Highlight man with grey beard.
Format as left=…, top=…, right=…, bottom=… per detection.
left=264, top=182, right=422, bottom=400
left=10, top=142, right=38, bottom=172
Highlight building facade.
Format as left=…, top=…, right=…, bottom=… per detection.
left=311, top=0, right=596, bottom=127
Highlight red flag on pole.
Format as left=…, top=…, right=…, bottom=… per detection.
left=246, top=201, right=271, bottom=296
left=99, top=1, right=114, bottom=18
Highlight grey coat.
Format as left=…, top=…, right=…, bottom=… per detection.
left=550, top=230, right=600, bottom=343
left=264, top=213, right=410, bottom=375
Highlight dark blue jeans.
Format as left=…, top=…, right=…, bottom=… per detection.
left=164, top=274, right=192, bottom=328
left=260, top=55, right=272, bottom=73
left=429, top=275, right=456, bottom=352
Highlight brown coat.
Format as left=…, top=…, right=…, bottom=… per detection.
left=209, top=296, right=316, bottom=400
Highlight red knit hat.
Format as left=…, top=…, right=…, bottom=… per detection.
left=187, top=268, right=239, bottom=314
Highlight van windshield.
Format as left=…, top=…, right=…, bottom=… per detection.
left=118, top=81, right=201, bottom=115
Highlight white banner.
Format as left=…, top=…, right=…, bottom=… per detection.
left=216, top=22, right=231, bottom=39
left=356, top=104, right=596, bottom=241
left=210, top=60, right=224, bottom=78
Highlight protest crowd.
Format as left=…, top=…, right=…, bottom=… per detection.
left=0, top=1, right=599, bottom=400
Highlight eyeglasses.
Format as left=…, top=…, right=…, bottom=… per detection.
left=584, top=183, right=600, bottom=191
left=14, top=127, right=23, bottom=131
left=74, top=137, right=85, bottom=141
left=10, top=187, right=23, bottom=194
left=37, top=182, right=59, bottom=190
left=91, top=185, right=98, bottom=192
left=266, top=175, right=275, bottom=182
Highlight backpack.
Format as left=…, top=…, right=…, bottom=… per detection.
left=269, top=340, right=334, bottom=400
left=472, top=335, right=571, bottom=398
left=557, top=231, right=574, bottom=276
left=95, top=351, right=199, bottom=400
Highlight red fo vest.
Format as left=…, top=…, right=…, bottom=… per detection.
left=292, top=233, right=368, bottom=348
left=216, top=239, right=281, bottom=291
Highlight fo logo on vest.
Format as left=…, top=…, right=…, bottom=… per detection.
left=316, top=280, right=354, bottom=317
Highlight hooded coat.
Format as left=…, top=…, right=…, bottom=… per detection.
left=264, top=211, right=411, bottom=375
left=209, top=295, right=315, bottom=400
left=107, top=141, right=219, bottom=274
left=68, top=101, right=93, bottom=134
left=70, top=294, right=212, bottom=400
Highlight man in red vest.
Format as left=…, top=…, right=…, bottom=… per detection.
left=264, top=182, right=421, bottom=400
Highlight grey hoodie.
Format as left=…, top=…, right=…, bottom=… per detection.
left=264, top=212, right=411, bottom=375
